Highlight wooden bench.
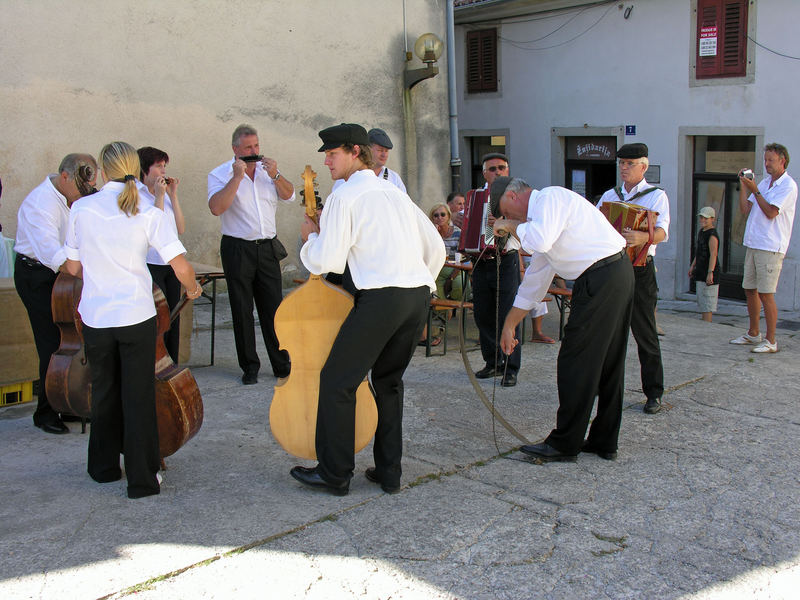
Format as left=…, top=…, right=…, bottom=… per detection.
left=546, top=286, right=572, bottom=340
left=425, top=297, right=474, bottom=357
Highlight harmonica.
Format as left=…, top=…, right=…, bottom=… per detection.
left=239, top=154, right=263, bottom=163
left=163, top=177, right=174, bottom=185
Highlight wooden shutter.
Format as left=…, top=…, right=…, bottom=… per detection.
left=466, top=29, right=497, bottom=93
left=696, top=0, right=747, bottom=79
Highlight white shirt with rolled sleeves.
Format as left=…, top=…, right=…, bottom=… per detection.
left=743, top=172, right=797, bottom=253
left=207, top=158, right=295, bottom=240
left=14, top=176, right=70, bottom=272
left=137, top=182, right=179, bottom=266
left=597, top=178, right=670, bottom=258
left=301, top=169, right=444, bottom=291
left=63, top=181, right=187, bottom=328
left=514, top=186, right=626, bottom=312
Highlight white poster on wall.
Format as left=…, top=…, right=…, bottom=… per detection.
left=699, top=26, right=718, bottom=57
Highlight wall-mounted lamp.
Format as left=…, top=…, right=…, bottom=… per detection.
left=404, top=33, right=443, bottom=89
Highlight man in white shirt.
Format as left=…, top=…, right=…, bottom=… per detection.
left=491, top=177, right=634, bottom=463
left=14, top=153, right=97, bottom=434
left=290, top=123, right=445, bottom=496
left=208, top=124, right=295, bottom=384
left=730, top=143, right=797, bottom=353
left=597, top=143, right=669, bottom=414
left=367, top=128, right=406, bottom=193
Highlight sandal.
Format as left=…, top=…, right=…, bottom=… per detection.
left=418, top=336, right=442, bottom=347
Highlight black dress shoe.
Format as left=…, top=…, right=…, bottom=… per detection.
left=581, top=442, right=617, bottom=461
left=60, top=414, right=88, bottom=423
left=501, top=372, right=517, bottom=387
left=36, top=419, right=69, bottom=435
left=290, top=466, right=349, bottom=496
left=365, top=467, right=400, bottom=494
left=520, top=442, right=577, bottom=462
left=644, top=397, right=662, bottom=414
left=241, top=372, right=258, bottom=385
left=475, top=364, right=504, bottom=379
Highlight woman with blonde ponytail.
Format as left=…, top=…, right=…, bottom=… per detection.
left=63, top=141, right=202, bottom=499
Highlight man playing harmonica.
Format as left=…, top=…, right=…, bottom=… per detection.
left=208, top=124, right=295, bottom=385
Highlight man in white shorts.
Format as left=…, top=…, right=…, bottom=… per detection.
left=730, top=143, right=797, bottom=353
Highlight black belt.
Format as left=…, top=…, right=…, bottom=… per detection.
left=583, top=250, right=625, bottom=275
left=223, top=234, right=273, bottom=245
left=17, top=254, right=48, bottom=269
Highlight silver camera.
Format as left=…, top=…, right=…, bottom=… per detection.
left=740, top=168, right=754, bottom=180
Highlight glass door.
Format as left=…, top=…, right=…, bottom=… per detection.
left=691, top=176, right=747, bottom=300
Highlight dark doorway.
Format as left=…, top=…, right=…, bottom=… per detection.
left=690, top=135, right=757, bottom=300
left=468, top=136, right=506, bottom=189
left=564, top=136, right=617, bottom=203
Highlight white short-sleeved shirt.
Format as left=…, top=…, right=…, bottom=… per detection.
left=743, top=172, right=797, bottom=253
left=514, top=186, right=626, bottom=312
left=597, top=178, right=670, bottom=257
left=207, top=158, right=295, bottom=240
left=138, top=183, right=180, bottom=266
left=301, top=169, right=444, bottom=291
left=64, top=181, right=186, bottom=328
left=14, top=176, right=70, bottom=272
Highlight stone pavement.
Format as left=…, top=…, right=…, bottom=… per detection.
left=1, top=294, right=799, bottom=599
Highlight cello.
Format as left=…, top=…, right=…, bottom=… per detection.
left=269, top=165, right=378, bottom=460
left=45, top=274, right=204, bottom=459
left=153, top=285, right=203, bottom=458
left=46, top=272, right=91, bottom=419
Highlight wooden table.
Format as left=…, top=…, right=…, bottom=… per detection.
left=189, top=262, right=225, bottom=366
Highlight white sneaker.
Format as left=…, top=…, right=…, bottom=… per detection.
left=730, top=332, right=762, bottom=345
left=751, top=340, right=778, bottom=353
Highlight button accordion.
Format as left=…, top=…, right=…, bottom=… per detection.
left=458, top=188, right=497, bottom=255
left=598, top=201, right=658, bottom=267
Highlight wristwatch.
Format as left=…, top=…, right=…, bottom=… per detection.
left=272, top=170, right=281, bottom=181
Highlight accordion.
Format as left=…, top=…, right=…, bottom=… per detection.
left=599, top=201, right=658, bottom=267
left=458, top=188, right=497, bottom=255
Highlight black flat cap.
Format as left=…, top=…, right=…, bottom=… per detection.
left=481, top=152, right=508, bottom=164
left=616, top=143, right=648, bottom=159
left=318, top=123, right=370, bottom=152
left=489, top=176, right=514, bottom=218
left=367, top=128, right=393, bottom=149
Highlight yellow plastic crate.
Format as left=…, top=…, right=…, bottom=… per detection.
left=0, top=381, right=33, bottom=407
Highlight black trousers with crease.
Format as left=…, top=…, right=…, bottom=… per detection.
left=546, top=256, right=634, bottom=454
left=315, top=286, right=430, bottom=488
left=83, top=317, right=161, bottom=499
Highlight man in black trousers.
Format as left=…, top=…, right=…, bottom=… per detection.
left=491, top=177, right=634, bottom=463
left=291, top=123, right=445, bottom=495
left=208, top=124, right=295, bottom=384
left=459, top=153, right=524, bottom=387
left=14, top=153, right=97, bottom=434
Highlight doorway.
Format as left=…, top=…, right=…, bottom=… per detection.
left=691, top=135, right=757, bottom=300
left=467, top=135, right=506, bottom=189
left=564, top=136, right=617, bottom=203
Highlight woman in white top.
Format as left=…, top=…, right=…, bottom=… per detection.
left=64, top=141, right=201, bottom=499
left=137, top=146, right=185, bottom=362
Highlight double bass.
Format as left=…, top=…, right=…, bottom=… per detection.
left=268, top=165, right=378, bottom=460
left=45, top=274, right=203, bottom=459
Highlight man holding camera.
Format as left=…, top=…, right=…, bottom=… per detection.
left=731, top=143, right=797, bottom=353
left=597, top=143, right=669, bottom=414
left=208, top=124, right=295, bottom=384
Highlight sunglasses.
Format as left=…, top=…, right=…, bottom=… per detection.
left=486, top=165, right=508, bottom=173
left=433, top=212, right=448, bottom=218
